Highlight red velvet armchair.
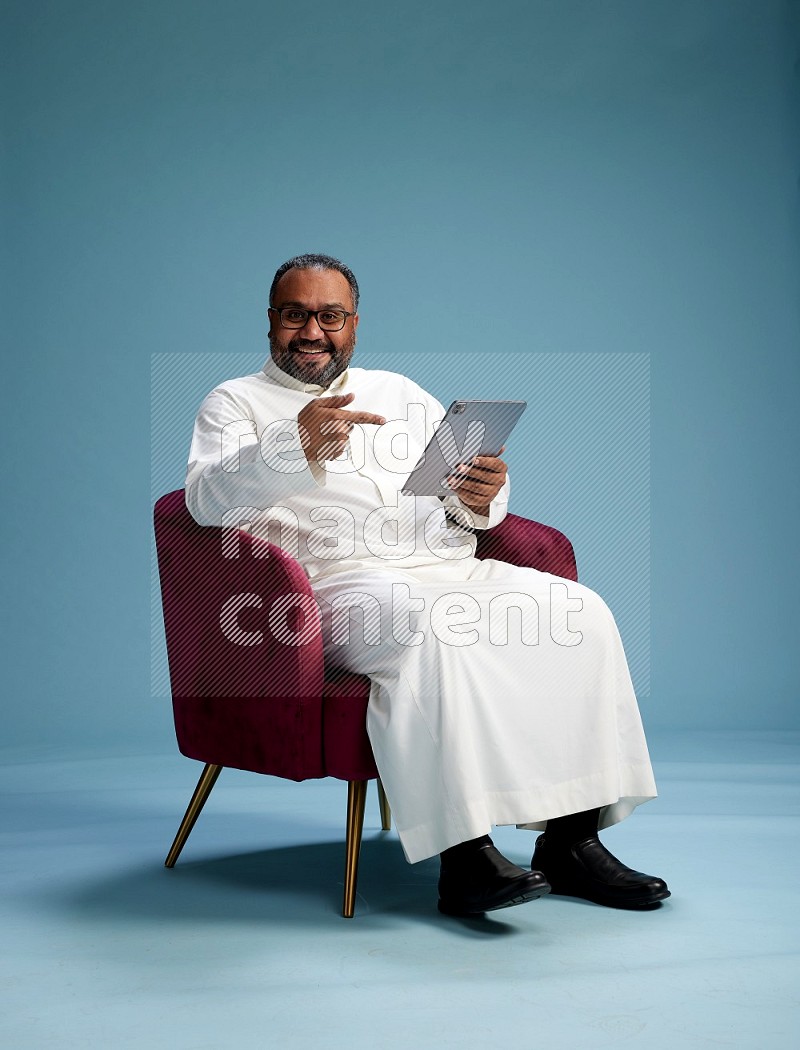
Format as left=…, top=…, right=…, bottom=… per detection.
left=154, top=489, right=577, bottom=916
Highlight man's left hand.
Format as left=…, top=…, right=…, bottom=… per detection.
left=447, top=449, right=508, bottom=517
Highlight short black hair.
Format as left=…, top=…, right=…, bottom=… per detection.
left=269, top=253, right=360, bottom=311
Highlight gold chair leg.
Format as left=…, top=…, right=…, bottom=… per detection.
left=165, top=763, right=223, bottom=868
left=342, top=779, right=368, bottom=918
left=377, top=778, right=391, bottom=831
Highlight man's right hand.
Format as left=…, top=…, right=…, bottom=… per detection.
left=297, top=393, right=386, bottom=464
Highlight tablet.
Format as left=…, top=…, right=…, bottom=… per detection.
left=401, top=399, right=526, bottom=498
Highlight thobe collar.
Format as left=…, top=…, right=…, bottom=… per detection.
left=261, top=354, right=350, bottom=396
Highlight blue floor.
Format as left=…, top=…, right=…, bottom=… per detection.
left=2, top=730, right=798, bottom=1049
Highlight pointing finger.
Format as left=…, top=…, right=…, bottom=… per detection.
left=338, top=410, right=387, bottom=426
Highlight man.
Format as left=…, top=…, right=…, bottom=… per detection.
left=186, top=253, right=669, bottom=916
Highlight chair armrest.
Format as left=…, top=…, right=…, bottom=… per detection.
left=155, top=492, right=329, bottom=778
left=475, top=512, right=577, bottom=581
left=155, top=496, right=325, bottom=702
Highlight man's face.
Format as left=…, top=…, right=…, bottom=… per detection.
left=268, top=267, right=359, bottom=387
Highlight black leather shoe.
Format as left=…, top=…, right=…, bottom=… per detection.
left=438, top=844, right=550, bottom=916
left=531, top=833, right=670, bottom=909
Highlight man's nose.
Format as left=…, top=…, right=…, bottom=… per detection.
left=299, top=313, right=325, bottom=339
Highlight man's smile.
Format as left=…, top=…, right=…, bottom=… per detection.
left=289, top=338, right=334, bottom=362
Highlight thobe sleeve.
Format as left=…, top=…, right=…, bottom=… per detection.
left=442, top=477, right=510, bottom=532
left=185, top=387, right=326, bottom=526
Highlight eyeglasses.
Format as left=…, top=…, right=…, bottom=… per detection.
left=270, top=306, right=355, bottom=332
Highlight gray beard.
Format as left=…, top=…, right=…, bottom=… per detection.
left=269, top=333, right=355, bottom=387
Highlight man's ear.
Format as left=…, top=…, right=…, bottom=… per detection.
left=353, top=312, right=359, bottom=333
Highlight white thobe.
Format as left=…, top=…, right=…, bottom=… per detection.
left=186, top=356, right=657, bottom=862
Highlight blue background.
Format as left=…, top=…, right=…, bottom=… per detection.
left=3, top=0, right=798, bottom=752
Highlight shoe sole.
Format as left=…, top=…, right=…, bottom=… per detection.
left=438, top=881, right=551, bottom=917
left=547, top=885, right=671, bottom=910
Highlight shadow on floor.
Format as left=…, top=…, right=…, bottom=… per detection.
left=50, top=835, right=528, bottom=938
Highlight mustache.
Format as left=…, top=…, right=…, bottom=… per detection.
left=288, top=337, right=336, bottom=353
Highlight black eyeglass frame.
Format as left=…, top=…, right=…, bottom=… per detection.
left=269, top=306, right=356, bottom=332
